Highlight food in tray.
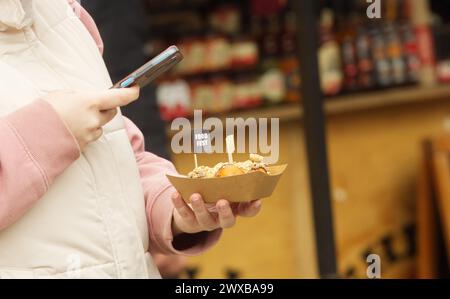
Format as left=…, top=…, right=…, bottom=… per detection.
left=188, top=154, right=269, bottom=179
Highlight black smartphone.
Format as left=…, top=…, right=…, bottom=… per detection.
left=112, top=45, right=183, bottom=89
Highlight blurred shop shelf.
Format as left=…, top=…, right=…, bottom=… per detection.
left=325, top=84, right=450, bottom=115
left=165, top=84, right=450, bottom=134
left=230, top=85, right=450, bottom=121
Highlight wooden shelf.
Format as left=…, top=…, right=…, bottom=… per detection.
left=326, top=85, right=450, bottom=115
left=166, top=85, right=450, bottom=134
left=211, top=85, right=450, bottom=122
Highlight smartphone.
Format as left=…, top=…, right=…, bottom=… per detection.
left=112, top=45, right=183, bottom=89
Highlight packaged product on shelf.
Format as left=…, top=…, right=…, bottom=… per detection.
left=279, top=57, right=301, bottom=102
left=259, top=69, right=286, bottom=104
left=336, top=4, right=358, bottom=93
left=371, top=26, right=393, bottom=87
left=248, top=77, right=264, bottom=106
left=415, top=25, right=436, bottom=86
left=436, top=60, right=450, bottom=83
left=356, top=26, right=376, bottom=89
left=385, top=23, right=407, bottom=85
left=205, top=36, right=232, bottom=71
left=411, top=0, right=436, bottom=86
left=341, top=36, right=359, bottom=92
left=433, top=25, right=450, bottom=83
left=400, top=23, right=421, bottom=83
left=156, top=80, right=191, bottom=121
left=261, top=15, right=281, bottom=60
left=211, top=77, right=235, bottom=113
left=233, top=76, right=262, bottom=109
left=191, top=80, right=215, bottom=113
left=209, top=5, right=241, bottom=35
left=189, top=38, right=207, bottom=73
left=280, top=11, right=298, bottom=55
left=231, top=37, right=259, bottom=68
left=178, top=38, right=207, bottom=74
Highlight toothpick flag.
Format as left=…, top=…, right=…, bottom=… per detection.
left=226, top=134, right=235, bottom=164
left=192, top=130, right=212, bottom=168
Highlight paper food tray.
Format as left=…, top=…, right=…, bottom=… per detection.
left=167, top=164, right=288, bottom=203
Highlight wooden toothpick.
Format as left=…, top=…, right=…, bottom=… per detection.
left=226, top=135, right=235, bottom=164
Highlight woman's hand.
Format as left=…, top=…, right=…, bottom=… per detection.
left=42, top=87, right=140, bottom=150
left=171, top=192, right=262, bottom=235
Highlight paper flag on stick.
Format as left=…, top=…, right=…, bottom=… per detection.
left=226, top=135, right=235, bottom=163
left=192, top=130, right=211, bottom=169
left=192, top=130, right=212, bottom=154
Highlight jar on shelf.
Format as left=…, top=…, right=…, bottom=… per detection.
left=178, top=37, right=207, bottom=75
left=211, top=76, right=235, bottom=113
left=259, top=69, right=286, bottom=104
left=279, top=57, right=301, bottom=103
left=191, top=79, right=215, bottom=113
left=205, top=35, right=232, bottom=71
left=231, top=36, right=259, bottom=68
left=209, top=5, right=241, bottom=35
left=233, top=76, right=263, bottom=109
left=156, top=80, right=191, bottom=121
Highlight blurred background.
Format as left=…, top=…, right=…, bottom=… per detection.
left=85, top=0, right=450, bottom=278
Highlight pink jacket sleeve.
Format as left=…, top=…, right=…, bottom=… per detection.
left=123, top=117, right=222, bottom=256
left=0, top=100, right=81, bottom=230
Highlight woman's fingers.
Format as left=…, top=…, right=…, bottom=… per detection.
left=172, top=192, right=197, bottom=227
left=237, top=200, right=262, bottom=218
left=96, top=86, right=140, bottom=110
left=191, top=194, right=218, bottom=231
left=217, top=200, right=236, bottom=229
left=91, top=127, right=104, bottom=142
left=42, top=88, right=140, bottom=152
left=98, top=108, right=118, bottom=126
left=172, top=193, right=262, bottom=235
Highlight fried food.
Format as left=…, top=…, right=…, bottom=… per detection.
left=188, top=154, right=269, bottom=178
left=216, top=164, right=246, bottom=177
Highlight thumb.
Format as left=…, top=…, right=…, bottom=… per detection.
left=96, top=86, right=140, bottom=110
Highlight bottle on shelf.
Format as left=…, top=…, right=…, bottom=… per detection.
left=370, top=23, right=393, bottom=88
left=355, top=23, right=376, bottom=90
left=410, top=0, right=437, bottom=86
left=318, top=8, right=343, bottom=96
left=279, top=11, right=301, bottom=102
left=336, top=3, right=359, bottom=93
left=400, top=22, right=421, bottom=83
left=385, top=22, right=408, bottom=86
left=261, top=14, right=282, bottom=68
left=398, top=0, right=421, bottom=84
left=280, top=11, right=297, bottom=55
